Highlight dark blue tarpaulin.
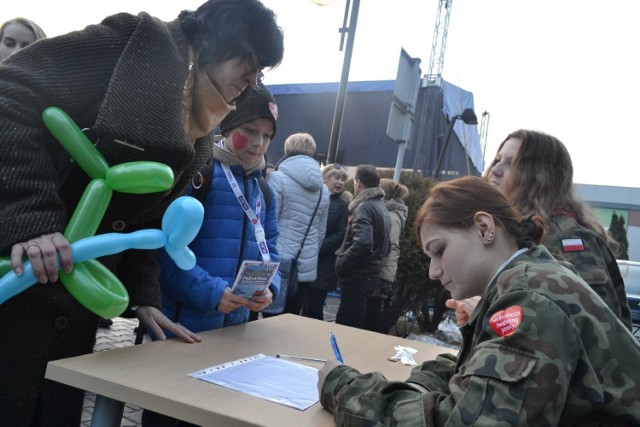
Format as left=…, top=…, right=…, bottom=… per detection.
left=264, top=79, right=483, bottom=178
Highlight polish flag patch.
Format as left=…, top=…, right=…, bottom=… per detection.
left=561, top=238, right=585, bottom=252
left=489, top=306, right=523, bottom=337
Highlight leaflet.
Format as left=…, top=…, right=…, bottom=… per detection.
left=230, top=261, right=279, bottom=299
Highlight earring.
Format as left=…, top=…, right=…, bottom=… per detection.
left=487, top=230, right=494, bottom=242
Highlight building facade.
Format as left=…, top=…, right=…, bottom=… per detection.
left=576, top=183, right=640, bottom=261
left=264, top=80, right=483, bottom=179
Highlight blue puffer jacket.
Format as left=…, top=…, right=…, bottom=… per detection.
left=158, top=155, right=280, bottom=335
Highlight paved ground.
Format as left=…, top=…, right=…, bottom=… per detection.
left=81, top=295, right=340, bottom=426
left=81, top=317, right=148, bottom=427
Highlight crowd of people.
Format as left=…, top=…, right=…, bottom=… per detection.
left=1, top=0, right=639, bottom=425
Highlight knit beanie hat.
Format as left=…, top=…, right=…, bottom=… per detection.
left=219, top=83, right=278, bottom=138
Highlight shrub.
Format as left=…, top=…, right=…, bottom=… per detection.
left=379, top=171, right=449, bottom=336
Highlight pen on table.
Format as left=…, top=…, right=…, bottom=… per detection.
left=329, top=331, right=344, bottom=363
left=276, top=354, right=327, bottom=363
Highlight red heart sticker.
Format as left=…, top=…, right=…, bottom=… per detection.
left=489, top=306, right=523, bottom=337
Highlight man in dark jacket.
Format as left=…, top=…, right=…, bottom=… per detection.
left=335, top=164, right=390, bottom=328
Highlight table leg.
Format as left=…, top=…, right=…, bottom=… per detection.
left=90, top=394, right=125, bottom=427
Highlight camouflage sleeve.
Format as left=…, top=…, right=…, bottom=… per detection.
left=406, top=353, right=458, bottom=393
left=321, top=292, right=582, bottom=425
left=437, top=288, right=581, bottom=425
left=545, top=220, right=632, bottom=330
left=320, top=365, right=431, bottom=426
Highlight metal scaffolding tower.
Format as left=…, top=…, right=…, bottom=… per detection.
left=413, top=0, right=453, bottom=172
left=424, top=0, right=453, bottom=87
left=479, top=111, right=491, bottom=161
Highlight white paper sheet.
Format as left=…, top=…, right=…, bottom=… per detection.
left=189, top=354, right=319, bottom=410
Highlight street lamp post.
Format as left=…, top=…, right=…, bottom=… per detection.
left=312, top=0, right=360, bottom=164
left=431, top=108, right=478, bottom=180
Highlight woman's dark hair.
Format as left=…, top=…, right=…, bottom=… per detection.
left=179, top=0, right=284, bottom=70
left=415, top=176, right=544, bottom=250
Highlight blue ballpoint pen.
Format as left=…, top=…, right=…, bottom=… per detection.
left=329, top=331, right=344, bottom=363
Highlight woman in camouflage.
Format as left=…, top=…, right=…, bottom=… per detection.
left=449, top=129, right=631, bottom=331
left=319, top=176, right=640, bottom=426
left=487, top=129, right=631, bottom=327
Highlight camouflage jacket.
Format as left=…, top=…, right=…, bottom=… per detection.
left=320, top=246, right=640, bottom=426
left=545, top=213, right=632, bottom=330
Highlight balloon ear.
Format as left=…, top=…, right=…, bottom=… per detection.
left=162, top=196, right=204, bottom=270
left=42, top=107, right=109, bottom=179
left=163, top=196, right=204, bottom=246
left=106, top=161, right=174, bottom=194
left=165, top=246, right=197, bottom=270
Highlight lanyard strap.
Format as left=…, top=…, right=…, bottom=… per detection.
left=221, top=163, right=270, bottom=262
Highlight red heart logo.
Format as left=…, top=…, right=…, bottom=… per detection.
left=269, top=102, right=279, bottom=120
left=489, top=306, right=523, bottom=337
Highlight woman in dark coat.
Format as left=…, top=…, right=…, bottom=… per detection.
left=304, top=164, right=350, bottom=320
left=0, top=0, right=283, bottom=424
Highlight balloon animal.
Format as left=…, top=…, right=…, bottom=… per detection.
left=0, top=107, right=203, bottom=318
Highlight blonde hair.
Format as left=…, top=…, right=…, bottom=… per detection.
left=1, top=18, right=47, bottom=41
left=322, top=163, right=348, bottom=181
left=379, top=178, right=409, bottom=201
left=284, top=132, right=316, bottom=156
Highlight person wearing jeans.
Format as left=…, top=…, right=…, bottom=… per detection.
left=334, top=165, right=390, bottom=329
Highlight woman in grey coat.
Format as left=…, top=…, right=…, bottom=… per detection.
left=267, top=132, right=329, bottom=314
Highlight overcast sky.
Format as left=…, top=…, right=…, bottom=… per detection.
left=5, top=0, right=639, bottom=187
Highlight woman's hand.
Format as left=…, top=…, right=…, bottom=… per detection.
left=247, top=287, right=273, bottom=312
left=136, top=306, right=201, bottom=343
left=446, top=296, right=480, bottom=327
left=10, top=232, right=72, bottom=283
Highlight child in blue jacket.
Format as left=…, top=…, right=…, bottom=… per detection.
left=157, top=83, right=281, bottom=334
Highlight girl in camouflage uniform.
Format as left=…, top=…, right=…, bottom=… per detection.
left=485, top=129, right=631, bottom=329
left=449, top=130, right=631, bottom=330
left=319, top=176, right=640, bottom=426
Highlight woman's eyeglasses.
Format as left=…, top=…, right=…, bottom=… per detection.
left=245, top=54, right=264, bottom=84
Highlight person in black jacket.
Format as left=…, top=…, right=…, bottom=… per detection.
left=335, top=164, right=391, bottom=328
left=304, top=163, right=349, bottom=320
left=0, top=0, right=283, bottom=424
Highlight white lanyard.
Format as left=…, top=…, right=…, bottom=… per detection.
left=220, top=163, right=270, bottom=262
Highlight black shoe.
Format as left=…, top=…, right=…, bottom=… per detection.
left=98, top=318, right=113, bottom=328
